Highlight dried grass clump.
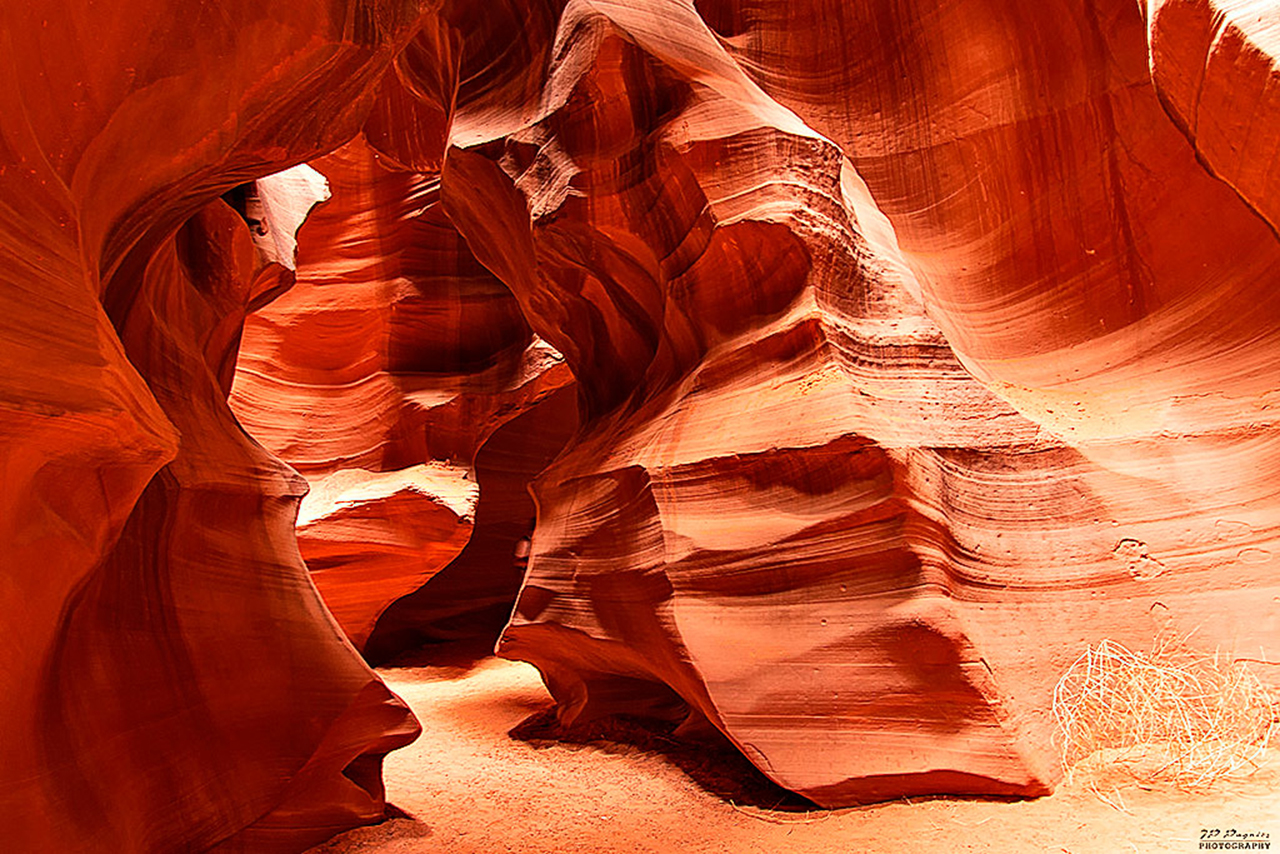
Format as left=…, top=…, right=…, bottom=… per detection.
left=1052, top=631, right=1276, bottom=793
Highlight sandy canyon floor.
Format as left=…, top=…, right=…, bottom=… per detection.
left=309, top=649, right=1279, bottom=854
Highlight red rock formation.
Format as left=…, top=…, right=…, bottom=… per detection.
left=1144, top=0, right=1280, bottom=235
left=0, top=2, right=431, bottom=850
left=5, top=0, right=1280, bottom=846
left=435, top=0, right=1280, bottom=806
left=364, top=384, right=579, bottom=660
left=230, top=136, right=574, bottom=653
left=702, top=0, right=1280, bottom=439
left=296, top=464, right=478, bottom=651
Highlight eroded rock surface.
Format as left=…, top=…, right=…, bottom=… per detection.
left=297, top=464, right=479, bottom=650
left=460, top=0, right=1280, bottom=805
left=230, top=135, right=575, bottom=653
left=0, top=2, right=430, bottom=850
left=4, top=0, right=1280, bottom=848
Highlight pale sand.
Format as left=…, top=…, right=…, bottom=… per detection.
left=310, top=654, right=1279, bottom=854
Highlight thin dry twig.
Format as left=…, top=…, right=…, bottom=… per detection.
left=726, top=800, right=832, bottom=825
left=1053, top=629, right=1276, bottom=798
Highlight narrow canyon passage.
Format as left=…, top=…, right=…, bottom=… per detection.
left=2, top=0, right=1279, bottom=851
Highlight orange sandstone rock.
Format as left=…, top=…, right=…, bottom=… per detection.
left=230, top=136, right=575, bottom=654
left=0, top=1, right=430, bottom=850
left=5, top=0, right=1280, bottom=847
left=296, top=464, right=478, bottom=651
left=454, top=0, right=1280, bottom=806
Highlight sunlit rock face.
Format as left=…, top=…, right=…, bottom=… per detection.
left=0, top=2, right=430, bottom=851
left=465, top=0, right=1280, bottom=806
left=229, top=136, right=575, bottom=654
left=1144, top=0, right=1280, bottom=236
left=3, top=0, right=1280, bottom=848
left=295, top=463, right=478, bottom=652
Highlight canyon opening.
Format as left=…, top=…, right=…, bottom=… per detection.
left=2, top=1, right=1278, bottom=852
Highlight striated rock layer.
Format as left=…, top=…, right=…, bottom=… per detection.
left=4, top=0, right=1280, bottom=847
left=230, top=135, right=575, bottom=653
left=296, top=463, right=478, bottom=651
left=0, top=2, right=432, bottom=851
left=449, top=0, right=1280, bottom=805
left=363, top=384, right=580, bottom=660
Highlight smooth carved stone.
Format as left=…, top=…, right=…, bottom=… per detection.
left=6, top=0, right=1280, bottom=845
left=1144, top=0, right=1280, bottom=235
left=364, top=384, right=580, bottom=660
left=0, top=2, right=430, bottom=850
left=698, top=0, right=1280, bottom=440
left=231, top=137, right=573, bottom=476
left=440, top=0, right=1280, bottom=807
left=230, top=136, right=575, bottom=656
left=297, top=464, right=479, bottom=651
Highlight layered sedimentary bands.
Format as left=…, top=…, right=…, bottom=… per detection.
left=229, top=136, right=575, bottom=653
left=3, top=0, right=1279, bottom=850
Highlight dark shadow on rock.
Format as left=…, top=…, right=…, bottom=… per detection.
left=507, top=707, right=816, bottom=812
left=304, top=805, right=432, bottom=852
left=383, top=803, right=419, bottom=821
left=378, top=636, right=498, bottom=678
left=363, top=386, right=579, bottom=666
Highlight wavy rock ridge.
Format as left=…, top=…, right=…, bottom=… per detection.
left=230, top=135, right=575, bottom=652
left=3, top=0, right=1279, bottom=849
left=0, top=3, right=430, bottom=851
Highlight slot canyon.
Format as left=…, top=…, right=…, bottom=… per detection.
left=2, top=0, right=1278, bottom=851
